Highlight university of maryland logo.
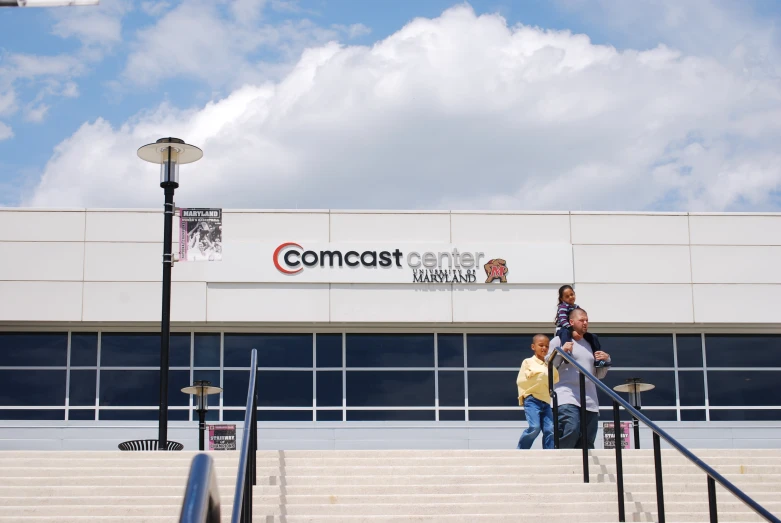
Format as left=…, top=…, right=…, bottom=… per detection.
left=484, top=258, right=508, bottom=283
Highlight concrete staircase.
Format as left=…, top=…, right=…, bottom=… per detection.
left=0, top=449, right=778, bottom=522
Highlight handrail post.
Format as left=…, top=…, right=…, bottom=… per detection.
left=653, top=432, right=665, bottom=523
left=708, top=476, right=718, bottom=523
left=579, top=372, right=589, bottom=483
left=612, top=401, right=625, bottom=522
left=548, top=358, right=559, bottom=449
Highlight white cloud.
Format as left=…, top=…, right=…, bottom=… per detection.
left=0, top=122, right=13, bottom=142
left=25, top=5, right=781, bottom=211
left=25, top=104, right=50, bottom=123
left=51, top=0, right=131, bottom=47
left=141, top=1, right=171, bottom=17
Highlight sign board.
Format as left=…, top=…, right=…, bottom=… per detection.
left=603, top=421, right=631, bottom=449
left=179, top=208, right=222, bottom=261
left=207, top=424, right=236, bottom=450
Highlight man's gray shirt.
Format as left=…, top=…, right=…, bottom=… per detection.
left=546, top=336, right=610, bottom=412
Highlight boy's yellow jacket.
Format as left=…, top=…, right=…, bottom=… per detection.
left=516, top=355, right=559, bottom=405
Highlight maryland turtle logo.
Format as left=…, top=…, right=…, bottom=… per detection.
left=484, top=258, right=508, bottom=283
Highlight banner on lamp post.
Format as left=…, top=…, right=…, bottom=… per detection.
left=179, top=208, right=222, bottom=262
left=603, top=421, right=631, bottom=449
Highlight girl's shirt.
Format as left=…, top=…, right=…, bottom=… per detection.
left=556, top=302, right=580, bottom=329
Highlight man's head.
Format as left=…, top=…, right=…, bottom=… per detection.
left=531, top=334, right=550, bottom=360
left=568, top=308, right=589, bottom=334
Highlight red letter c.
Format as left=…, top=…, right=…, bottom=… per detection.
left=274, top=242, right=303, bottom=274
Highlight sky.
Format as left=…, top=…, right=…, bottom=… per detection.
left=1, top=0, right=781, bottom=212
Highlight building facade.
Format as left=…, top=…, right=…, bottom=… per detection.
left=0, top=209, right=779, bottom=450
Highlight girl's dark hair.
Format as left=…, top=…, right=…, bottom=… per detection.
left=557, top=284, right=574, bottom=305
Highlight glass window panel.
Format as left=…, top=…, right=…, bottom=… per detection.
left=468, top=410, right=519, bottom=421
left=99, top=370, right=190, bottom=407
left=596, top=335, right=674, bottom=368
left=467, top=334, right=525, bottom=369
left=438, top=334, right=464, bottom=368
left=708, top=371, right=781, bottom=407
left=598, top=409, right=677, bottom=422
left=193, top=334, right=219, bottom=367
left=316, top=371, right=342, bottom=407
left=438, top=371, right=465, bottom=407
left=678, top=371, right=705, bottom=407
left=68, top=409, right=95, bottom=420
left=598, top=409, right=636, bottom=422
left=223, top=370, right=251, bottom=406
left=100, top=410, right=159, bottom=421
left=676, top=334, right=703, bottom=367
left=710, top=410, right=781, bottom=421
left=347, top=410, right=435, bottom=421
left=705, top=335, right=781, bottom=367
left=100, top=334, right=159, bottom=367
left=316, top=334, right=342, bottom=368
left=0, top=410, right=64, bottom=420
left=0, top=333, right=67, bottom=366
left=224, top=334, right=312, bottom=368
left=70, top=333, right=98, bottom=366
left=467, top=371, right=518, bottom=407
left=681, top=410, right=706, bottom=421
left=316, top=410, right=343, bottom=421
left=346, top=334, right=434, bottom=368
left=258, top=410, right=312, bottom=421
left=170, top=334, right=191, bottom=368
left=346, top=371, right=434, bottom=407
left=258, top=371, right=312, bottom=407
left=0, top=370, right=65, bottom=406
left=69, top=370, right=96, bottom=407
left=597, top=371, right=676, bottom=408
left=191, top=409, right=218, bottom=421
left=439, top=410, right=465, bottom=421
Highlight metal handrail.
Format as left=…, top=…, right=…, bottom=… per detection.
left=548, top=346, right=781, bottom=523
left=230, top=348, right=259, bottom=523
left=178, top=454, right=221, bottom=523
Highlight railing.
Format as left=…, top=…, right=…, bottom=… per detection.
left=178, top=454, right=221, bottom=523
left=547, top=345, right=781, bottom=523
left=230, top=348, right=259, bottom=523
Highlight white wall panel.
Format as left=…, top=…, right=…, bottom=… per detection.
left=693, top=285, right=781, bottom=323
left=82, top=282, right=206, bottom=322
left=0, top=211, right=85, bottom=242
left=206, top=283, right=329, bottom=322
left=0, top=281, right=82, bottom=321
left=571, top=214, right=689, bottom=245
left=574, top=245, right=691, bottom=283
left=452, top=285, right=557, bottom=323
left=223, top=212, right=329, bottom=242
left=689, top=215, right=781, bottom=245
left=330, top=284, right=452, bottom=323
left=83, top=243, right=205, bottom=282
left=0, top=243, right=84, bottom=281
left=330, top=213, right=450, bottom=242
left=450, top=213, right=570, bottom=243
left=691, top=246, right=781, bottom=284
left=574, top=284, right=694, bottom=323
left=85, top=211, right=175, bottom=243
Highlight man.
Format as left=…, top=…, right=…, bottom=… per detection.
left=546, top=308, right=611, bottom=449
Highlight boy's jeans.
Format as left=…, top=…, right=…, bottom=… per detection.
left=517, top=396, right=554, bottom=450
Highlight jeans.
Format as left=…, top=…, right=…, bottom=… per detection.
left=517, top=396, right=554, bottom=450
left=558, top=403, right=599, bottom=449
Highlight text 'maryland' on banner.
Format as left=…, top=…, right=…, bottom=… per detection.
left=179, top=208, right=222, bottom=262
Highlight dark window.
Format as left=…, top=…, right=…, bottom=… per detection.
left=467, top=334, right=525, bottom=368
left=467, top=371, right=518, bottom=407
left=316, top=410, right=343, bottom=421
left=596, top=334, right=674, bottom=368
left=678, top=371, right=705, bottom=406
left=316, top=371, right=342, bottom=407
left=194, top=334, right=219, bottom=367
left=70, top=333, right=98, bottom=366
left=710, top=410, right=781, bottom=421
left=0, top=333, right=67, bottom=366
left=708, top=371, right=781, bottom=407
left=438, top=334, right=464, bottom=367
left=258, top=371, right=312, bottom=407
left=0, top=370, right=65, bottom=406
left=347, top=410, right=435, bottom=421
left=438, top=371, right=465, bottom=407
left=68, top=409, right=95, bottom=420
left=170, top=334, right=191, bottom=368
left=69, top=370, right=96, bottom=406
left=597, top=371, right=676, bottom=408
left=439, top=410, right=465, bottom=421
left=316, top=334, right=342, bottom=368
left=346, top=334, right=434, bottom=368
left=224, top=334, right=312, bottom=368
left=100, top=334, right=159, bottom=367
left=222, top=370, right=251, bottom=406
left=193, top=370, right=221, bottom=390
left=676, top=334, right=703, bottom=367
left=99, top=370, right=190, bottom=407
left=468, top=410, right=519, bottom=421
left=346, top=371, right=434, bottom=407
left=100, top=409, right=188, bottom=421
left=599, top=409, right=677, bottom=422
left=705, top=335, right=781, bottom=367
left=681, top=410, right=706, bottom=421
left=0, top=409, right=64, bottom=420
left=258, top=410, right=312, bottom=421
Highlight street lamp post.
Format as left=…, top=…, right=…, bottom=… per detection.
left=138, top=137, right=203, bottom=450
left=181, top=380, right=223, bottom=451
left=613, top=377, right=655, bottom=449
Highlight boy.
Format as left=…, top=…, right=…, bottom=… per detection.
left=516, top=334, right=559, bottom=450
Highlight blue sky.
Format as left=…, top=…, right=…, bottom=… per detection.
left=2, top=0, right=781, bottom=211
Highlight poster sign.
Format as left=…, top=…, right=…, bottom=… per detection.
left=207, top=424, right=236, bottom=450
left=179, top=208, right=222, bottom=262
left=603, top=421, right=631, bottom=449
